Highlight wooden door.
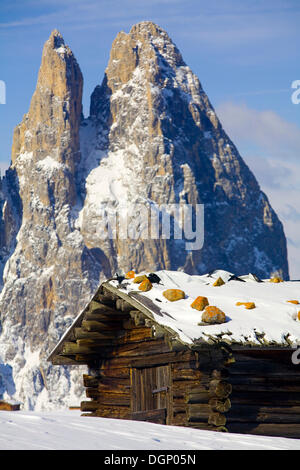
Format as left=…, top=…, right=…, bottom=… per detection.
left=131, top=365, right=171, bottom=424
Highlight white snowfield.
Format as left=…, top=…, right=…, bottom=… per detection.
left=1, top=410, right=300, bottom=450
left=110, top=269, right=300, bottom=347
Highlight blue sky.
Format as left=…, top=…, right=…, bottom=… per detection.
left=0, top=0, right=299, bottom=276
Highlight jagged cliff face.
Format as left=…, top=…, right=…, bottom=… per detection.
left=0, top=22, right=289, bottom=409
left=80, top=21, right=288, bottom=276
left=0, top=31, right=99, bottom=409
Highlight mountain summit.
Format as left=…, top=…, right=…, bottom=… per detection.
left=0, top=23, right=288, bottom=409
left=80, top=20, right=288, bottom=277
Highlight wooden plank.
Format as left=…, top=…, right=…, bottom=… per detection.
left=209, top=398, right=231, bottom=413
left=208, top=412, right=227, bottom=427
left=119, top=328, right=154, bottom=343
left=81, top=320, right=122, bottom=332
left=228, top=375, right=300, bottom=385
left=83, top=375, right=99, bottom=388
left=116, top=299, right=134, bottom=313
left=94, top=294, right=116, bottom=306
left=172, top=368, right=203, bottom=381
left=98, top=378, right=130, bottom=395
left=63, top=338, right=170, bottom=358
left=75, top=328, right=119, bottom=340
left=85, top=388, right=101, bottom=399
left=93, top=393, right=130, bottom=406
left=230, top=391, right=300, bottom=406
left=76, top=327, right=153, bottom=344
left=173, top=403, right=186, bottom=415
left=172, top=380, right=204, bottom=394
left=77, top=339, right=112, bottom=348
left=49, top=355, right=83, bottom=365
left=80, top=401, right=99, bottom=412
left=95, top=406, right=131, bottom=420
left=98, top=367, right=130, bottom=379
left=187, top=404, right=210, bottom=421
left=227, top=423, right=300, bottom=438
left=88, top=300, right=120, bottom=316
left=77, top=351, right=195, bottom=370
left=131, top=368, right=137, bottom=413
left=187, top=404, right=227, bottom=426
left=209, top=380, right=232, bottom=399
left=230, top=383, right=300, bottom=393
left=131, top=408, right=166, bottom=424
left=227, top=404, right=300, bottom=424
left=229, top=355, right=299, bottom=376
left=172, top=412, right=187, bottom=426
left=185, top=391, right=210, bottom=404
left=112, top=339, right=171, bottom=358
left=84, top=312, right=128, bottom=322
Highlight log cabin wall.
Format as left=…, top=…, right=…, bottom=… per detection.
left=78, top=285, right=234, bottom=430
left=171, top=353, right=231, bottom=431
left=226, top=349, right=300, bottom=439
left=79, top=286, right=176, bottom=421
left=50, top=283, right=300, bottom=438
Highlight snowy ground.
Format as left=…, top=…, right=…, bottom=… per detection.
left=1, top=410, right=300, bottom=450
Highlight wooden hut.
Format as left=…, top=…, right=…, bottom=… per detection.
left=48, top=270, right=300, bottom=438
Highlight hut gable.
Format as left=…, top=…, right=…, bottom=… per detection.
left=48, top=270, right=300, bottom=438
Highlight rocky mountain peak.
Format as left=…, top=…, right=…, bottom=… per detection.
left=11, top=30, right=83, bottom=171
left=105, top=21, right=184, bottom=96
left=0, top=32, right=90, bottom=409
left=86, top=22, right=288, bottom=279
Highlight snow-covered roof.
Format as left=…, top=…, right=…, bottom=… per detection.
left=48, top=269, right=300, bottom=363
left=107, top=269, right=300, bottom=348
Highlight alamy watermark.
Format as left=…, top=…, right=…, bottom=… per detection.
left=0, top=80, right=6, bottom=104
left=94, top=202, right=204, bottom=251
left=291, top=80, right=300, bottom=104
left=292, top=348, right=300, bottom=365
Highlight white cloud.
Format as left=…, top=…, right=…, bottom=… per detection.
left=216, top=101, right=300, bottom=279
left=217, top=101, right=300, bottom=161
left=0, top=161, right=10, bottom=175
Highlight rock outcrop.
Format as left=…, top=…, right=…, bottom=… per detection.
left=0, top=31, right=99, bottom=409
left=79, top=21, right=288, bottom=278
left=0, top=22, right=289, bottom=409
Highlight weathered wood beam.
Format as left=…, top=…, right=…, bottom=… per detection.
left=80, top=401, right=99, bottom=412
left=209, top=379, right=232, bottom=399
left=84, top=312, right=128, bottom=322
left=62, top=342, right=107, bottom=355
left=209, top=398, right=231, bottom=413
left=92, top=392, right=130, bottom=406
left=172, top=368, right=203, bottom=381
left=129, top=310, right=146, bottom=327
left=208, top=412, right=227, bottom=427
left=94, top=406, right=131, bottom=420
left=230, top=391, right=300, bottom=406
left=77, top=351, right=196, bottom=369
left=185, top=391, right=210, bottom=404
left=227, top=408, right=300, bottom=424
left=94, top=294, right=116, bottom=306
left=116, top=298, right=134, bottom=313
left=74, top=328, right=119, bottom=340
left=81, top=320, right=122, bottom=331
left=88, top=300, right=120, bottom=316
left=227, top=423, right=300, bottom=438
